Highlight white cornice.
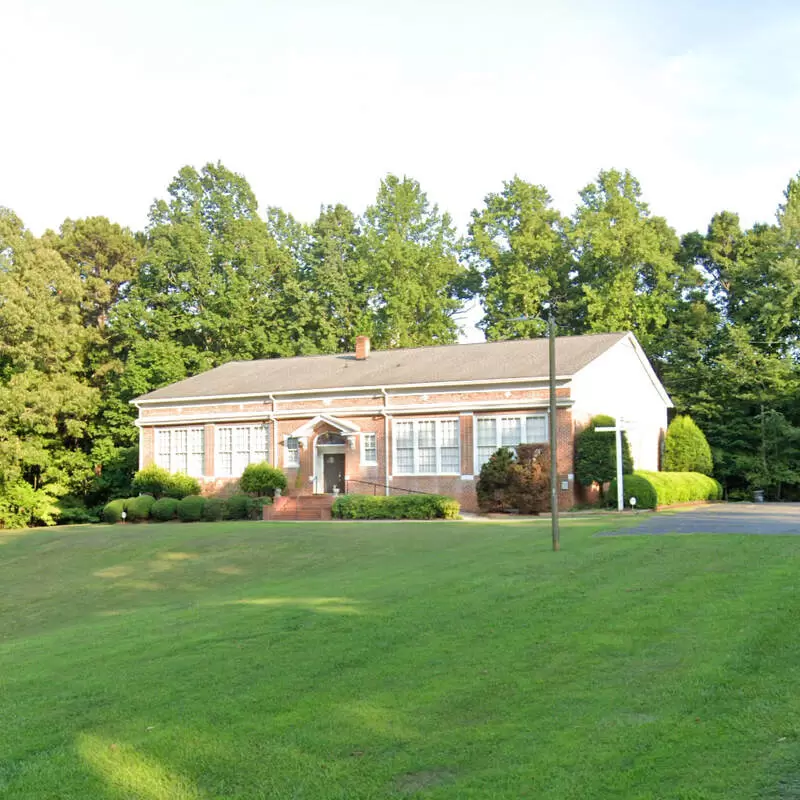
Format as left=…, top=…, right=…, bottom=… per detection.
left=135, top=398, right=574, bottom=427
left=132, top=375, right=574, bottom=406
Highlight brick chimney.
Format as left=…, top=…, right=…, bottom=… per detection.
left=355, top=335, right=371, bottom=360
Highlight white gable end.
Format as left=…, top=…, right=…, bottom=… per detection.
left=569, top=333, right=672, bottom=471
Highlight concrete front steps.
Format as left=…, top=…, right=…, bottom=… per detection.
left=263, top=494, right=334, bottom=521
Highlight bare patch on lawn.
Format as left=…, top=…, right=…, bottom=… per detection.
left=393, top=768, right=455, bottom=794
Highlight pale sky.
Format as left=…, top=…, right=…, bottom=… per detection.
left=3, top=0, right=800, bottom=340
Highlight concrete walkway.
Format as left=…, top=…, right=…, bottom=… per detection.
left=600, top=503, right=800, bottom=536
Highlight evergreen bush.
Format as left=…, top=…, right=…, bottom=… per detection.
left=663, top=415, right=713, bottom=476
left=151, top=497, right=179, bottom=521
left=575, top=415, right=633, bottom=497
left=202, top=497, right=226, bottom=521
left=177, top=495, right=206, bottom=522
left=126, top=494, right=155, bottom=522
left=225, top=494, right=255, bottom=520
left=239, top=462, right=287, bottom=497
left=102, top=498, right=127, bottom=524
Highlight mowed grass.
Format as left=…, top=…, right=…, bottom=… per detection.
left=2, top=518, right=800, bottom=799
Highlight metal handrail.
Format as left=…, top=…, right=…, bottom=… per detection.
left=343, top=479, right=431, bottom=496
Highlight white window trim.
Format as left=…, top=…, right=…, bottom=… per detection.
left=361, top=432, right=378, bottom=466
left=474, top=413, right=549, bottom=472
left=214, top=423, right=270, bottom=478
left=285, top=436, right=300, bottom=468
left=392, top=417, right=460, bottom=476
left=155, top=427, right=205, bottom=477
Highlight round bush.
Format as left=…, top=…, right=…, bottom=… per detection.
left=177, top=495, right=206, bottom=522
left=239, top=462, right=287, bottom=497
left=126, top=494, right=155, bottom=522
left=151, top=497, right=179, bottom=521
left=664, top=415, right=713, bottom=476
left=202, top=497, right=225, bottom=521
left=102, top=498, right=127, bottom=524
left=225, top=494, right=254, bottom=520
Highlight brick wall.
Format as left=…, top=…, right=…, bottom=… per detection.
left=136, top=388, right=578, bottom=512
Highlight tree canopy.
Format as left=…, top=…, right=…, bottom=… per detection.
left=2, top=161, right=799, bottom=522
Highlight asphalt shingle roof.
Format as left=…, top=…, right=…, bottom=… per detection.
left=133, top=332, right=628, bottom=403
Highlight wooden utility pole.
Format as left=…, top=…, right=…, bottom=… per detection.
left=548, top=313, right=560, bottom=551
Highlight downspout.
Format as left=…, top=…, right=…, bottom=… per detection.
left=132, top=401, right=144, bottom=470
left=381, top=388, right=390, bottom=496
left=269, top=394, right=278, bottom=466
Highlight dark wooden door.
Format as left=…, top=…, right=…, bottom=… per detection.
left=323, top=453, right=345, bottom=494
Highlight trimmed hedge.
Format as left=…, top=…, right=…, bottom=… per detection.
left=331, top=494, right=460, bottom=520
left=151, top=497, right=180, bottom=521
left=126, top=494, right=155, bottom=522
left=177, top=495, right=206, bottom=522
left=131, top=465, right=201, bottom=499
left=225, top=494, right=255, bottom=520
left=609, top=470, right=723, bottom=509
left=202, top=497, right=226, bottom=521
left=102, top=498, right=127, bottom=524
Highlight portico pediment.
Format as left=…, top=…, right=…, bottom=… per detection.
left=289, top=414, right=361, bottom=438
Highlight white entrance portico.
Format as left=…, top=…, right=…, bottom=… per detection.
left=287, top=415, right=361, bottom=494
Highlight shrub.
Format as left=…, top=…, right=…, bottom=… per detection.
left=476, top=448, right=516, bottom=512
left=225, top=494, right=255, bottom=520
left=0, top=482, right=61, bottom=529
left=102, top=498, right=127, bottom=524
left=151, top=497, right=179, bottom=521
left=56, top=496, right=98, bottom=525
left=177, top=495, right=206, bottom=522
left=331, top=494, right=460, bottom=520
left=663, top=415, right=713, bottom=476
left=131, top=465, right=201, bottom=499
left=609, top=470, right=723, bottom=509
left=575, top=415, right=633, bottom=497
left=239, top=462, right=287, bottom=497
left=507, top=444, right=551, bottom=514
left=202, top=497, right=226, bottom=521
left=126, top=494, right=155, bottom=522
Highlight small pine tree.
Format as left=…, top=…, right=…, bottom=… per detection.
left=663, top=415, right=713, bottom=476
left=574, top=414, right=634, bottom=498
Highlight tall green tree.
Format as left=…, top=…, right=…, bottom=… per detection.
left=0, top=209, right=98, bottom=496
left=466, top=177, right=575, bottom=340
left=360, top=175, right=470, bottom=348
left=306, top=204, right=373, bottom=352
left=571, top=169, right=688, bottom=351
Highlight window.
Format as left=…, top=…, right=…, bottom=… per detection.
left=285, top=437, right=300, bottom=468
left=475, top=414, right=548, bottom=471
left=361, top=432, right=378, bottom=465
left=215, top=424, right=270, bottom=477
left=393, top=418, right=460, bottom=475
left=155, top=427, right=205, bottom=476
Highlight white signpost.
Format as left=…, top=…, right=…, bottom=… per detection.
left=595, top=418, right=632, bottom=511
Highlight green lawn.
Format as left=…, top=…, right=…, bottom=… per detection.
left=1, top=517, right=799, bottom=799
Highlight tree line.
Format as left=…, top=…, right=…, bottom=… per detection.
left=1, top=161, right=798, bottom=524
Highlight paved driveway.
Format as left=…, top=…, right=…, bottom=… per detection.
left=601, top=503, right=800, bottom=536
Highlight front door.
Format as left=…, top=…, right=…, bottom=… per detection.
left=323, top=453, right=345, bottom=494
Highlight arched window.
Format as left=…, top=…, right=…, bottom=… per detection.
left=316, top=431, right=346, bottom=446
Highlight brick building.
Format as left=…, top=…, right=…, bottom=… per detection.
left=132, top=332, right=672, bottom=512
